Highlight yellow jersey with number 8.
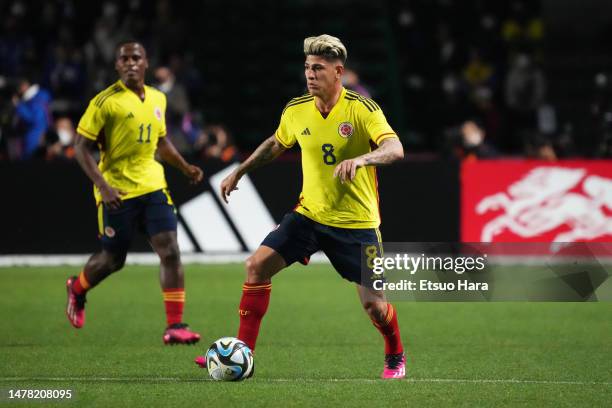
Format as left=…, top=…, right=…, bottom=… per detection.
left=275, top=87, right=398, bottom=228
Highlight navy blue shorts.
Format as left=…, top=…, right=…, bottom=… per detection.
left=98, top=189, right=177, bottom=253
left=261, top=212, right=382, bottom=284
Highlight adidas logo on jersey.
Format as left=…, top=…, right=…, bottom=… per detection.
left=126, top=112, right=134, bottom=119
left=301, top=128, right=311, bottom=135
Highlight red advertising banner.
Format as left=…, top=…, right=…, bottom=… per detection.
left=461, top=160, right=612, bottom=253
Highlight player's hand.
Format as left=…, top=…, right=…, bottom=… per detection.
left=99, top=185, right=126, bottom=210
left=333, top=157, right=365, bottom=183
left=183, top=164, right=204, bottom=185
left=220, top=171, right=241, bottom=203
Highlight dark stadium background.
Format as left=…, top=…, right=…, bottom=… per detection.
left=1, top=0, right=612, bottom=253
left=0, top=2, right=611, bottom=406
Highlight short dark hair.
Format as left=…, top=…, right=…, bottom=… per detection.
left=115, top=40, right=146, bottom=58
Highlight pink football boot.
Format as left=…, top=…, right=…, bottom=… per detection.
left=65, top=276, right=86, bottom=328
left=163, top=323, right=201, bottom=345
left=382, top=353, right=406, bottom=379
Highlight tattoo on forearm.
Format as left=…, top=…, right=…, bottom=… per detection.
left=241, top=136, right=284, bottom=173
left=363, top=141, right=402, bottom=166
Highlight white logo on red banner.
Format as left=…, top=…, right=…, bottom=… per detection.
left=461, top=162, right=612, bottom=252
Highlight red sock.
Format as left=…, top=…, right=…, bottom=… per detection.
left=237, top=282, right=272, bottom=351
left=373, top=303, right=404, bottom=355
left=72, top=271, right=91, bottom=295
left=163, top=288, right=185, bottom=326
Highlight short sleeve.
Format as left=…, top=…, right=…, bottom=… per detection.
left=77, top=100, right=108, bottom=140
left=158, top=93, right=167, bottom=137
left=365, top=108, right=398, bottom=145
left=275, top=110, right=296, bottom=148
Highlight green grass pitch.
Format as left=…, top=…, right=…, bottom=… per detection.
left=0, top=264, right=611, bottom=407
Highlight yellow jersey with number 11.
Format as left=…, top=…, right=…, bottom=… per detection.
left=77, top=79, right=168, bottom=204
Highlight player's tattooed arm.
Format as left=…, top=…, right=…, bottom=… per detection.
left=239, top=135, right=287, bottom=175
left=334, top=138, right=404, bottom=183
left=220, top=134, right=287, bottom=203
left=74, top=135, right=126, bottom=209
left=361, top=138, right=404, bottom=166
left=157, top=137, right=203, bottom=184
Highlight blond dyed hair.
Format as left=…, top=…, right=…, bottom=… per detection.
left=304, top=34, right=347, bottom=63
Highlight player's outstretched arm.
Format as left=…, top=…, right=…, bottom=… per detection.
left=74, top=134, right=125, bottom=209
left=220, top=134, right=287, bottom=203
left=333, top=138, right=404, bottom=183
left=157, top=137, right=203, bottom=184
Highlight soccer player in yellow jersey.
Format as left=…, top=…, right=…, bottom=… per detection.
left=65, top=41, right=203, bottom=345
left=215, top=34, right=406, bottom=378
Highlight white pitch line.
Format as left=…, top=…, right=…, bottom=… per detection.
left=0, top=253, right=332, bottom=267
left=0, top=377, right=610, bottom=386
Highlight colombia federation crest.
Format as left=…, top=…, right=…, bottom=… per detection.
left=338, top=121, right=354, bottom=138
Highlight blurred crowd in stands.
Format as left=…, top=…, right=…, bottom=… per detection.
left=390, top=0, right=565, bottom=160
left=0, top=0, right=235, bottom=162
left=0, top=0, right=606, bottom=162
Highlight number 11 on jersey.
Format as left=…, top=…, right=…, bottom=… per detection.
left=137, top=123, right=152, bottom=143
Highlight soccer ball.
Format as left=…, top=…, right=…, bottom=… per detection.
left=206, top=337, right=254, bottom=381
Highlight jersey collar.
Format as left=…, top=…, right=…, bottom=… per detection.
left=314, top=87, right=346, bottom=120
left=117, top=79, right=147, bottom=102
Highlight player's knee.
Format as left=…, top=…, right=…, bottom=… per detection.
left=245, top=256, right=269, bottom=283
left=92, top=250, right=125, bottom=273
left=159, top=245, right=180, bottom=267
left=108, top=252, right=127, bottom=272
left=363, top=301, right=387, bottom=323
